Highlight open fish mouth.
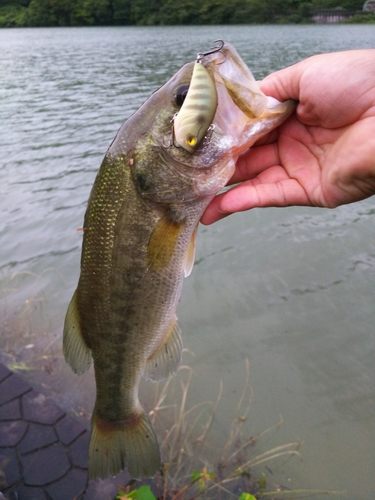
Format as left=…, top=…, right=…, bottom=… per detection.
left=151, top=41, right=296, bottom=199
left=158, top=40, right=296, bottom=166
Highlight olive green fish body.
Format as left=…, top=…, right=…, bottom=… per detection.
left=63, top=42, right=296, bottom=481
left=65, top=119, right=208, bottom=479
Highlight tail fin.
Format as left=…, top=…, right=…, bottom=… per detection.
left=89, top=406, right=161, bottom=480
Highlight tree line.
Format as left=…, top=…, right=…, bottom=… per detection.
left=0, top=0, right=370, bottom=27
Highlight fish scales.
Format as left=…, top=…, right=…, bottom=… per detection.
left=63, top=41, right=296, bottom=481
left=80, top=156, right=190, bottom=409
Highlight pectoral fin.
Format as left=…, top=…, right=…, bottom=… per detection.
left=147, top=216, right=184, bottom=271
left=63, top=290, right=92, bottom=375
left=184, top=225, right=197, bottom=277
left=144, top=316, right=183, bottom=381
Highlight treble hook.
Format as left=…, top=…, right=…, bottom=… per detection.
left=196, top=39, right=224, bottom=63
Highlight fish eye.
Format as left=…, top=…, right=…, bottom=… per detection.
left=174, top=84, right=189, bottom=107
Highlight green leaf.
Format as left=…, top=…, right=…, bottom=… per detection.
left=136, top=485, right=157, bottom=500
left=116, top=486, right=157, bottom=500
left=191, top=470, right=202, bottom=482
left=116, top=489, right=137, bottom=499
left=8, top=364, right=34, bottom=371
left=238, top=494, right=257, bottom=500
left=257, top=472, right=267, bottom=490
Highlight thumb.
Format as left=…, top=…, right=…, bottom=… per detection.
left=260, top=62, right=302, bottom=103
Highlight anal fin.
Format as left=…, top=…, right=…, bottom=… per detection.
left=144, top=316, right=183, bottom=381
left=63, top=290, right=92, bottom=375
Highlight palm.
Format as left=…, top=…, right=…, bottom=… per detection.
left=238, top=113, right=375, bottom=206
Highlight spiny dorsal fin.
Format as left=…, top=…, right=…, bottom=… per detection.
left=144, top=316, right=183, bottom=381
left=147, top=216, right=184, bottom=271
left=63, top=290, right=92, bottom=375
left=184, top=225, right=198, bottom=277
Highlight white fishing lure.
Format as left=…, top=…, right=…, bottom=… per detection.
left=173, top=43, right=222, bottom=153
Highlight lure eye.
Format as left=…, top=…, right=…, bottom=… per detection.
left=187, top=135, right=197, bottom=147
left=174, top=84, right=190, bottom=107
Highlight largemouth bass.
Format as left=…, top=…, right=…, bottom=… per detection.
left=63, top=41, right=295, bottom=481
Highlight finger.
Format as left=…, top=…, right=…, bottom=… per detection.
left=229, top=143, right=280, bottom=185
left=260, top=63, right=302, bottom=103
left=200, top=192, right=230, bottom=225
left=201, top=172, right=314, bottom=225
left=219, top=177, right=313, bottom=212
left=251, top=128, right=280, bottom=147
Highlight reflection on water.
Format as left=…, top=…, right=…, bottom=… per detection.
left=1, top=25, right=375, bottom=499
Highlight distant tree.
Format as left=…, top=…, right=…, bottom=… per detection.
left=0, top=2, right=28, bottom=26
left=241, top=0, right=284, bottom=23
left=72, top=0, right=112, bottom=25
left=311, top=0, right=363, bottom=8
left=0, top=0, right=370, bottom=28
left=131, top=0, right=161, bottom=24
left=26, top=0, right=74, bottom=26
left=158, top=0, right=201, bottom=24
left=0, top=0, right=31, bottom=6
left=112, top=0, right=131, bottom=24
left=198, top=0, right=252, bottom=24
left=298, top=1, right=313, bottom=17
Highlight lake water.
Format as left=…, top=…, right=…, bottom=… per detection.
left=1, top=25, right=375, bottom=498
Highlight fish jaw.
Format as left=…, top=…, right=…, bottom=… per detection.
left=204, top=42, right=297, bottom=158
left=141, top=42, right=296, bottom=201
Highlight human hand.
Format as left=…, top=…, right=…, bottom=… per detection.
left=201, top=49, right=375, bottom=225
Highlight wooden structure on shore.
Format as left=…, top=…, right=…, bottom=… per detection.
left=312, top=9, right=357, bottom=23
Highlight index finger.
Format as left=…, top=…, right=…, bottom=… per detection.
left=229, top=142, right=280, bottom=185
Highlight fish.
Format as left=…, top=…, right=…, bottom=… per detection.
left=63, top=41, right=296, bottom=481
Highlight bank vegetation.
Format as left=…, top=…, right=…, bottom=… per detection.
left=0, top=0, right=373, bottom=28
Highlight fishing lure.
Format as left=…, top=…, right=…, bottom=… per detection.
left=173, top=40, right=224, bottom=153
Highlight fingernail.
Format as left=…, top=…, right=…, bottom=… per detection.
left=217, top=207, right=229, bottom=214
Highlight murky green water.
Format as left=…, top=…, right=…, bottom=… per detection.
left=1, top=25, right=374, bottom=498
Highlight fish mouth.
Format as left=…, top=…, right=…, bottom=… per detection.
left=204, top=42, right=296, bottom=155
left=160, top=42, right=295, bottom=168
left=151, top=41, right=295, bottom=201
